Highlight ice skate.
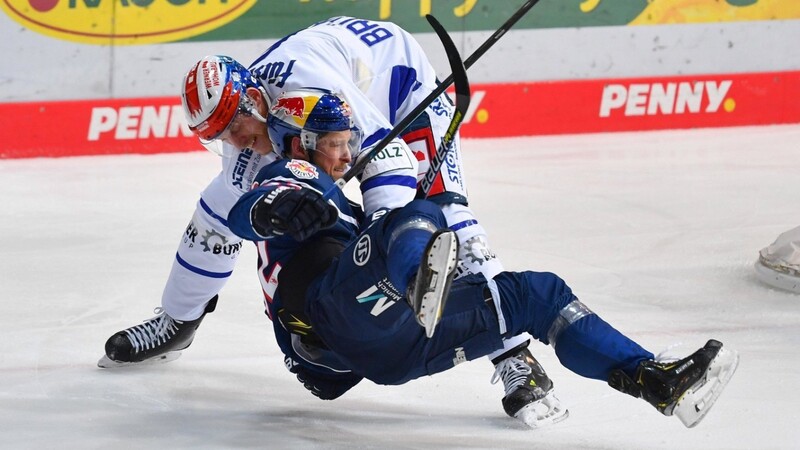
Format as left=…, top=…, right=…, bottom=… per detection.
left=754, top=254, right=800, bottom=294
left=97, top=296, right=217, bottom=368
left=406, top=229, right=458, bottom=338
left=608, top=339, right=739, bottom=428
left=491, top=341, right=568, bottom=428
left=753, top=226, right=800, bottom=294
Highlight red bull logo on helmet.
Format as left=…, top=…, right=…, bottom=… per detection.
left=273, top=96, right=306, bottom=118
left=271, top=95, right=322, bottom=128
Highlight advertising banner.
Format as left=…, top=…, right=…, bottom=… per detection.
left=3, top=70, right=797, bottom=158
left=456, top=70, right=800, bottom=137
left=3, top=0, right=797, bottom=45
left=0, top=97, right=198, bottom=158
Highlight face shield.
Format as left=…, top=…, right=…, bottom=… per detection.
left=198, top=93, right=267, bottom=156
left=300, top=127, right=363, bottom=165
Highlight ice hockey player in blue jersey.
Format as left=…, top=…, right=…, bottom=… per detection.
left=100, top=18, right=567, bottom=429
left=225, top=91, right=739, bottom=429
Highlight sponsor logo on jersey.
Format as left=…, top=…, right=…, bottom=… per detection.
left=252, top=60, right=296, bottom=89
left=361, top=143, right=415, bottom=179
left=371, top=145, right=405, bottom=161
left=232, top=149, right=255, bottom=190
left=428, top=97, right=451, bottom=118
left=200, top=228, right=242, bottom=256
left=0, top=0, right=257, bottom=45
left=353, top=235, right=371, bottom=266
left=599, top=80, right=733, bottom=117
left=463, top=235, right=496, bottom=266
left=443, top=149, right=463, bottom=190
left=183, top=222, right=199, bottom=246
left=286, top=160, right=319, bottom=179
left=356, top=278, right=402, bottom=316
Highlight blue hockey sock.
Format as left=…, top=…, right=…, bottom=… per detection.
left=553, top=314, right=654, bottom=381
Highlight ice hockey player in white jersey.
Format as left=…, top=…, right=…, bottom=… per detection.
left=754, top=226, right=800, bottom=294
left=98, top=16, right=565, bottom=428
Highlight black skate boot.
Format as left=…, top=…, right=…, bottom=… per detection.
left=490, top=341, right=568, bottom=428
left=608, top=339, right=739, bottom=428
left=97, top=296, right=218, bottom=368
left=406, top=229, right=458, bottom=338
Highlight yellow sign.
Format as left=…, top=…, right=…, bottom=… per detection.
left=0, top=0, right=257, bottom=45
left=632, top=0, right=800, bottom=24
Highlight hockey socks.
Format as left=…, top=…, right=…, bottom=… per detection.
left=551, top=312, right=653, bottom=381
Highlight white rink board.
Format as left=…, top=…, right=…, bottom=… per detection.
left=1, top=10, right=799, bottom=101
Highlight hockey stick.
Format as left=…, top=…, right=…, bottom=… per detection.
left=326, top=0, right=538, bottom=196
left=418, top=15, right=470, bottom=197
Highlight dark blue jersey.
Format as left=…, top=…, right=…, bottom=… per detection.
left=230, top=161, right=655, bottom=395
left=228, top=158, right=362, bottom=379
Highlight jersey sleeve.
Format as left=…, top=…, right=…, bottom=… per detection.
left=160, top=145, right=276, bottom=321
left=357, top=136, right=419, bottom=216
left=228, top=159, right=361, bottom=242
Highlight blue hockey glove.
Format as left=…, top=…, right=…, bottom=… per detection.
left=252, top=188, right=338, bottom=241
left=286, top=356, right=362, bottom=400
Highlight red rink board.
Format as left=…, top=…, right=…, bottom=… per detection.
left=456, top=70, right=800, bottom=137
left=1, top=71, right=798, bottom=158
left=0, top=97, right=201, bottom=159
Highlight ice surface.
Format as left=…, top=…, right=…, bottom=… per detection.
left=2, top=125, right=799, bottom=449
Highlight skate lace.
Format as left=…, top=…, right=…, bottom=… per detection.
left=124, top=308, right=182, bottom=352
left=490, top=357, right=532, bottom=397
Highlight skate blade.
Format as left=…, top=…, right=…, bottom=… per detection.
left=97, top=351, right=182, bottom=369
left=754, top=260, right=800, bottom=294
left=514, top=392, right=570, bottom=429
left=673, top=346, right=739, bottom=428
left=416, top=231, right=458, bottom=338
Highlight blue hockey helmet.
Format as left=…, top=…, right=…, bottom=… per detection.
left=181, top=55, right=263, bottom=144
left=267, top=88, right=362, bottom=158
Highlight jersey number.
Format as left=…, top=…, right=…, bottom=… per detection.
left=321, top=17, right=393, bottom=47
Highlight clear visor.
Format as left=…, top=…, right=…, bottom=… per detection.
left=199, top=139, right=227, bottom=156
left=301, top=128, right=363, bottom=165
left=198, top=92, right=266, bottom=155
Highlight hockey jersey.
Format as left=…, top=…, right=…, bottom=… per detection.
left=227, top=159, right=362, bottom=379
left=250, top=16, right=468, bottom=206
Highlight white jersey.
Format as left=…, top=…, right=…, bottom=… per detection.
left=161, top=17, right=512, bottom=331
left=249, top=16, right=468, bottom=208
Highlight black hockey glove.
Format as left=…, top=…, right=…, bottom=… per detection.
left=286, top=356, right=362, bottom=400
left=252, top=188, right=338, bottom=241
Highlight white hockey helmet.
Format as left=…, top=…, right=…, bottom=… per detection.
left=181, top=55, right=264, bottom=144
